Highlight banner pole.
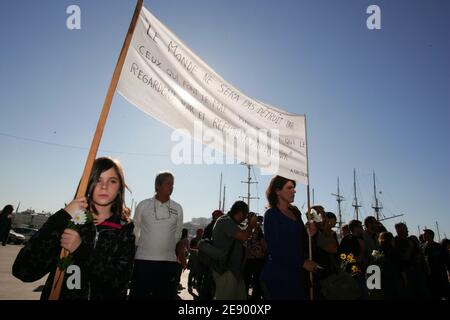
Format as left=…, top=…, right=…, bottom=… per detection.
left=304, top=114, right=313, bottom=300
left=48, top=0, right=144, bottom=300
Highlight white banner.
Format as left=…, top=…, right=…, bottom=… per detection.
left=117, top=7, right=308, bottom=184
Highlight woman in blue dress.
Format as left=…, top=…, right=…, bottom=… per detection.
left=261, top=175, right=318, bottom=300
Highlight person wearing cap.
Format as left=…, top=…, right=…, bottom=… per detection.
left=130, top=171, right=184, bottom=300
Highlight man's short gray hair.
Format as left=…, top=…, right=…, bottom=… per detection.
left=155, top=171, right=174, bottom=192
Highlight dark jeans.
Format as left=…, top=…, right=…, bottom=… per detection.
left=196, top=263, right=215, bottom=300
left=244, top=258, right=265, bottom=300
left=129, top=260, right=178, bottom=300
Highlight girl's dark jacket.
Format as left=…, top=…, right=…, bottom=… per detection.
left=12, top=209, right=135, bottom=300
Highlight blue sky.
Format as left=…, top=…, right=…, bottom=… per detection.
left=0, top=0, right=449, bottom=239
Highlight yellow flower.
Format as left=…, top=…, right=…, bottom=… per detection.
left=351, top=265, right=360, bottom=273
left=347, top=253, right=354, bottom=261
left=340, top=253, right=347, bottom=260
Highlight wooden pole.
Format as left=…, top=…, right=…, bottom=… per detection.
left=48, top=0, right=144, bottom=300
left=307, top=184, right=313, bottom=300
left=304, top=115, right=313, bottom=300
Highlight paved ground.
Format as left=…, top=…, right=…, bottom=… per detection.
left=0, top=244, right=195, bottom=300
left=0, top=244, right=45, bottom=299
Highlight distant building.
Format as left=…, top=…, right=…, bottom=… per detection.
left=12, top=210, right=51, bottom=229
left=183, top=217, right=211, bottom=239
left=191, top=217, right=211, bottom=226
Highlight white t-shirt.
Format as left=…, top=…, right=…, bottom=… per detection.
left=134, top=197, right=183, bottom=262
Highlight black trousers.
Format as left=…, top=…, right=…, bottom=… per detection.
left=129, top=260, right=178, bottom=300
left=0, top=227, right=10, bottom=245
left=244, top=258, right=265, bottom=300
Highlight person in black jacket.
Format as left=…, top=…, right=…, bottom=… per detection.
left=0, top=204, right=14, bottom=246
left=196, top=210, right=223, bottom=300
left=12, top=157, right=135, bottom=300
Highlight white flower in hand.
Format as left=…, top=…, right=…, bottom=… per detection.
left=372, top=250, right=383, bottom=258
left=71, top=209, right=87, bottom=225
left=307, top=208, right=322, bottom=223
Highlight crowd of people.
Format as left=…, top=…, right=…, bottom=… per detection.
left=174, top=175, right=450, bottom=301
left=2, top=158, right=449, bottom=300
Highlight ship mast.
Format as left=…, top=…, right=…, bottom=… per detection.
left=372, top=171, right=383, bottom=221
left=219, top=172, right=222, bottom=210
left=352, top=169, right=362, bottom=220
left=222, top=185, right=226, bottom=212
left=436, top=221, right=441, bottom=242
left=239, top=164, right=259, bottom=212
left=331, top=177, right=344, bottom=231
left=371, top=171, right=404, bottom=223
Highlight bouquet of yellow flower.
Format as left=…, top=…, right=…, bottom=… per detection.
left=56, top=209, right=93, bottom=271
left=339, top=253, right=361, bottom=275
left=320, top=252, right=362, bottom=299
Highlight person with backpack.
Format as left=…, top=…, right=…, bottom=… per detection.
left=210, top=201, right=258, bottom=299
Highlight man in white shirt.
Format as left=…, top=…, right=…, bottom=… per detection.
left=129, top=171, right=183, bottom=299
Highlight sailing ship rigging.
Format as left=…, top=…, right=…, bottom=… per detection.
left=331, top=169, right=405, bottom=235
